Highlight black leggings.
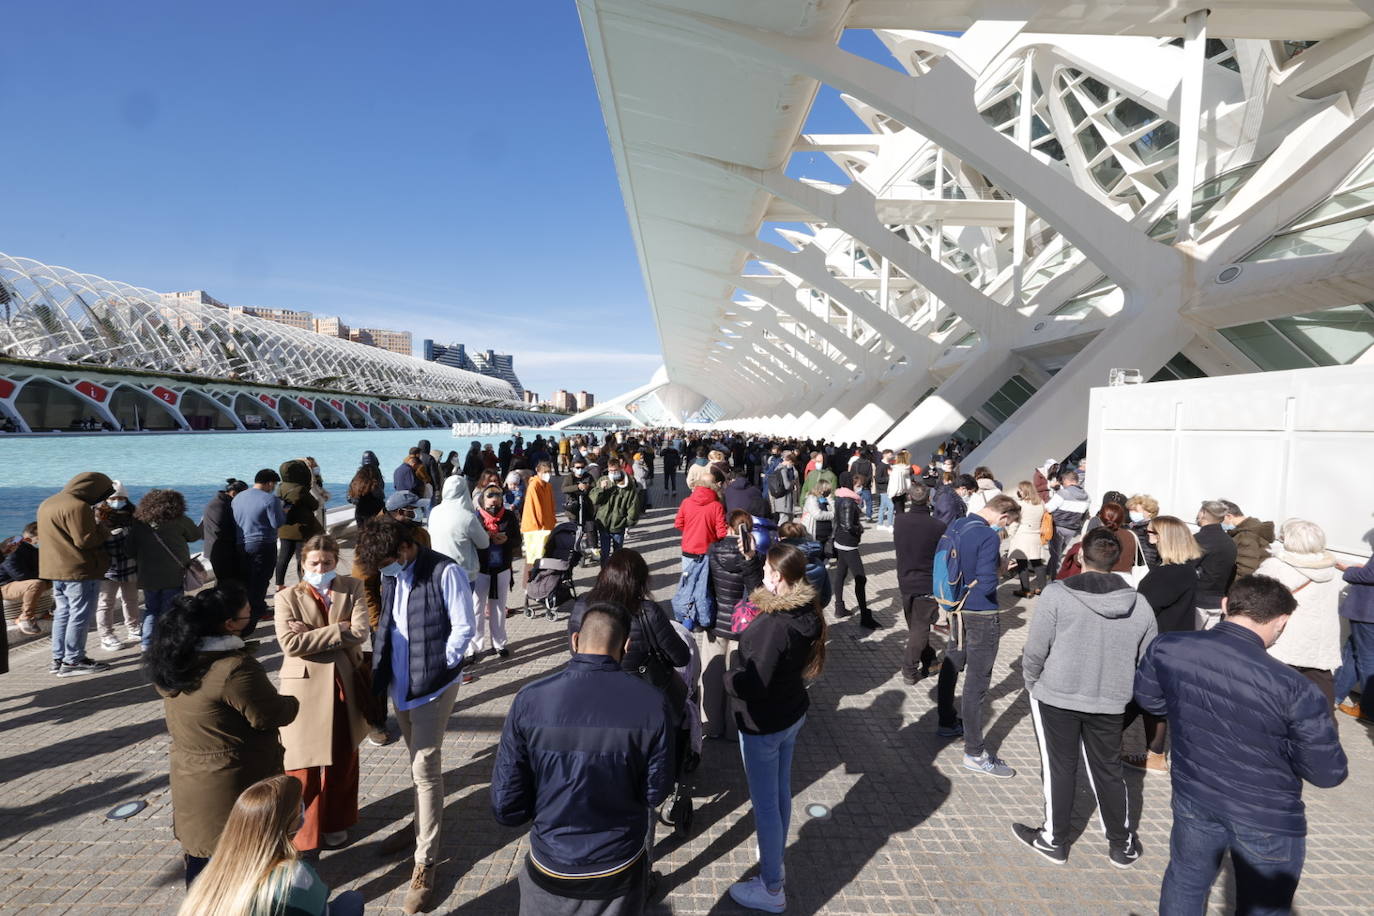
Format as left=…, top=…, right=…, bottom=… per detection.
left=1121, top=700, right=1167, bottom=754
left=1016, top=559, right=1047, bottom=592
left=275, top=538, right=304, bottom=587
left=831, top=548, right=868, bottom=613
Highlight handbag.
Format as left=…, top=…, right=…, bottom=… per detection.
left=1039, top=510, right=1054, bottom=545
left=635, top=606, right=689, bottom=713
left=1123, top=536, right=1149, bottom=588
left=150, top=526, right=212, bottom=592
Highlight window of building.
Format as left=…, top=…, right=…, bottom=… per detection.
left=1242, top=154, right=1374, bottom=261
left=1219, top=302, right=1374, bottom=370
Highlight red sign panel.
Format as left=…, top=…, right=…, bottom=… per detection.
left=330, top=399, right=343, bottom=411
left=258, top=394, right=277, bottom=409
left=297, top=397, right=313, bottom=409
left=0, top=379, right=14, bottom=399
left=151, top=386, right=179, bottom=406
left=75, top=381, right=109, bottom=402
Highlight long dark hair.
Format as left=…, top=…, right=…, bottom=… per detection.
left=143, top=583, right=249, bottom=693
left=727, top=509, right=756, bottom=560
left=587, top=549, right=650, bottom=613
left=765, top=543, right=826, bottom=680
left=347, top=465, right=383, bottom=501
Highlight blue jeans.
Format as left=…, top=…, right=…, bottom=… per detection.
left=877, top=493, right=894, bottom=526
left=858, top=487, right=873, bottom=520
left=670, top=554, right=714, bottom=629
left=141, top=587, right=184, bottom=649
left=51, top=579, right=100, bottom=664
left=328, top=890, right=365, bottom=916
left=1160, top=793, right=1305, bottom=916
left=1334, top=619, right=1374, bottom=704
left=739, top=715, right=806, bottom=892
left=597, top=525, right=625, bottom=567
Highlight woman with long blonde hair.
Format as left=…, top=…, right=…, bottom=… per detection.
left=179, top=775, right=362, bottom=916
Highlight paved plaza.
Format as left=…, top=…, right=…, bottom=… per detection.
left=2, top=482, right=1372, bottom=915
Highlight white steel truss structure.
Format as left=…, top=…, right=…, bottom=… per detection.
left=572, top=1, right=1374, bottom=468
left=0, top=253, right=522, bottom=408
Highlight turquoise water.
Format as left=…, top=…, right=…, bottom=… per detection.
left=0, top=428, right=560, bottom=539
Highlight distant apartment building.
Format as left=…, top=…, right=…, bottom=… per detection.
left=226, top=305, right=314, bottom=331
left=549, top=389, right=577, bottom=412
left=420, top=339, right=525, bottom=396
left=313, top=315, right=349, bottom=338
left=163, top=290, right=229, bottom=309
left=523, top=390, right=540, bottom=405
left=575, top=390, right=595, bottom=412
left=350, top=327, right=412, bottom=356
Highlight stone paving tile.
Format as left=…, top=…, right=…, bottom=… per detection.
left=2, top=479, right=1373, bottom=914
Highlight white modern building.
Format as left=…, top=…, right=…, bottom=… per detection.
left=563, top=1, right=1374, bottom=473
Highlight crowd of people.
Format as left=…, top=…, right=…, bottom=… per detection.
left=1, top=428, right=1368, bottom=915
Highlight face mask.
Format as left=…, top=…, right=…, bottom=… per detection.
left=108, top=499, right=127, bottom=510
left=990, top=524, right=1004, bottom=532
left=304, top=569, right=337, bottom=589
left=1129, top=511, right=1147, bottom=524
left=1221, top=522, right=1236, bottom=532
left=379, top=561, right=405, bottom=578
left=540, top=473, right=552, bottom=483
left=610, top=471, right=624, bottom=482
left=572, top=467, right=585, bottom=477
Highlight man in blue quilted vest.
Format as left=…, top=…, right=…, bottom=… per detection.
left=358, top=518, right=476, bottom=915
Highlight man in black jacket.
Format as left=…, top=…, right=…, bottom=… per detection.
left=1136, top=575, right=1346, bottom=913
left=893, top=484, right=946, bottom=684
left=1193, top=500, right=1238, bottom=630
left=493, top=603, right=673, bottom=915
left=832, top=475, right=879, bottom=629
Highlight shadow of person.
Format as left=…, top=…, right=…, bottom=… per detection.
left=698, top=691, right=952, bottom=914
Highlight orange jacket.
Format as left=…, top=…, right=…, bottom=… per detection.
left=521, top=475, right=556, bottom=534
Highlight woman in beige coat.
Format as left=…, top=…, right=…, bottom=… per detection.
left=1006, top=481, right=1049, bottom=597
left=274, top=534, right=370, bottom=853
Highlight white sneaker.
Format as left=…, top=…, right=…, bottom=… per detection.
left=100, top=636, right=124, bottom=652
left=729, top=876, right=786, bottom=913
left=125, top=628, right=141, bottom=644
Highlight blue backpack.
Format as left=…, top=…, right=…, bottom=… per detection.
left=932, top=522, right=971, bottom=615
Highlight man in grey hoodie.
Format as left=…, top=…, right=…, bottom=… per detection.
left=1013, top=529, right=1157, bottom=868
left=426, top=476, right=489, bottom=581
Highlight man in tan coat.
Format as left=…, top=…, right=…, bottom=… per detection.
left=38, top=472, right=114, bottom=676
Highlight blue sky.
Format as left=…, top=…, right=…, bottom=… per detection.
left=2, top=1, right=663, bottom=399
left=3, top=4, right=897, bottom=401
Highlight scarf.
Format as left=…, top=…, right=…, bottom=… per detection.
left=479, top=506, right=505, bottom=535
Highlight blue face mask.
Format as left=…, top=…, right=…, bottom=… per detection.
left=1221, top=523, right=1236, bottom=532
left=303, top=569, right=337, bottom=589
left=379, top=561, right=405, bottom=578
left=990, top=524, right=1005, bottom=532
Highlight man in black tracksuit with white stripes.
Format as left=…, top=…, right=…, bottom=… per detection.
left=1013, top=529, right=1158, bottom=867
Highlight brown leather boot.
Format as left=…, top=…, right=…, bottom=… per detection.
left=403, top=862, right=436, bottom=914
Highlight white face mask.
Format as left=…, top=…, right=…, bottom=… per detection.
left=303, top=569, right=337, bottom=589
left=539, top=472, right=552, bottom=483
left=1129, top=510, right=1147, bottom=524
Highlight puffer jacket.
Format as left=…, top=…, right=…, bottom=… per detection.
left=427, top=476, right=489, bottom=580
left=1046, top=484, right=1090, bottom=534
left=1230, top=517, right=1276, bottom=579
left=725, top=583, right=823, bottom=735
left=1134, top=621, right=1347, bottom=835
left=37, top=472, right=114, bottom=580
left=832, top=488, right=863, bottom=550
left=931, top=485, right=965, bottom=526
left=1257, top=552, right=1344, bottom=671
left=276, top=460, right=321, bottom=541
left=674, top=486, right=727, bottom=555
left=707, top=536, right=764, bottom=639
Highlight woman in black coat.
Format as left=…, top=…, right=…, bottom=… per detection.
left=1123, top=515, right=1201, bottom=771
left=699, top=510, right=766, bottom=738
left=201, top=479, right=248, bottom=585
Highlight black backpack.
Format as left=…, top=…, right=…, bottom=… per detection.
left=767, top=468, right=789, bottom=499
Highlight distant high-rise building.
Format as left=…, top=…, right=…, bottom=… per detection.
left=549, top=389, right=576, bottom=412
left=229, top=305, right=314, bottom=331
left=163, top=290, right=228, bottom=309
left=523, top=390, right=540, bottom=405
left=420, top=341, right=524, bottom=395
left=575, top=390, right=595, bottom=412
left=313, top=315, right=349, bottom=338
left=349, top=327, right=412, bottom=356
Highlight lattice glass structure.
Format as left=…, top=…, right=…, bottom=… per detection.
left=0, top=253, right=521, bottom=408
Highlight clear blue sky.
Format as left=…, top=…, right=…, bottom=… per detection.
left=3, top=4, right=896, bottom=402
left=2, top=1, right=663, bottom=399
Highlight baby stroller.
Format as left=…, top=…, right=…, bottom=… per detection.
left=524, top=521, right=581, bottom=620
left=658, top=619, right=703, bottom=839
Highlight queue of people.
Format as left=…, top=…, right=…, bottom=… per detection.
left=4, top=428, right=1367, bottom=916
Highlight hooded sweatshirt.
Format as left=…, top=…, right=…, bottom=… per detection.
left=674, top=486, right=728, bottom=555
left=1046, top=484, right=1091, bottom=534
left=1230, top=517, right=1276, bottom=579
left=1021, top=571, right=1157, bottom=714
left=38, top=472, right=114, bottom=580
left=1257, top=552, right=1343, bottom=670
left=427, top=476, right=490, bottom=580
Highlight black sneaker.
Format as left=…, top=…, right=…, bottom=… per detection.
left=57, top=657, right=111, bottom=677
left=1109, top=835, right=1142, bottom=869
left=50, top=658, right=63, bottom=675
left=497, top=648, right=510, bottom=659
left=1012, top=822, right=1067, bottom=865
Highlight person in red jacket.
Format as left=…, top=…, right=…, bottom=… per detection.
left=671, top=468, right=729, bottom=631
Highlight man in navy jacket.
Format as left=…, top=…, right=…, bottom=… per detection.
left=492, top=603, right=674, bottom=914
left=1135, top=575, right=1347, bottom=915
left=936, top=493, right=1020, bottom=778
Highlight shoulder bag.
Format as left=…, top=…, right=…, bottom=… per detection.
left=635, top=605, right=689, bottom=713
left=150, top=526, right=212, bottom=592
